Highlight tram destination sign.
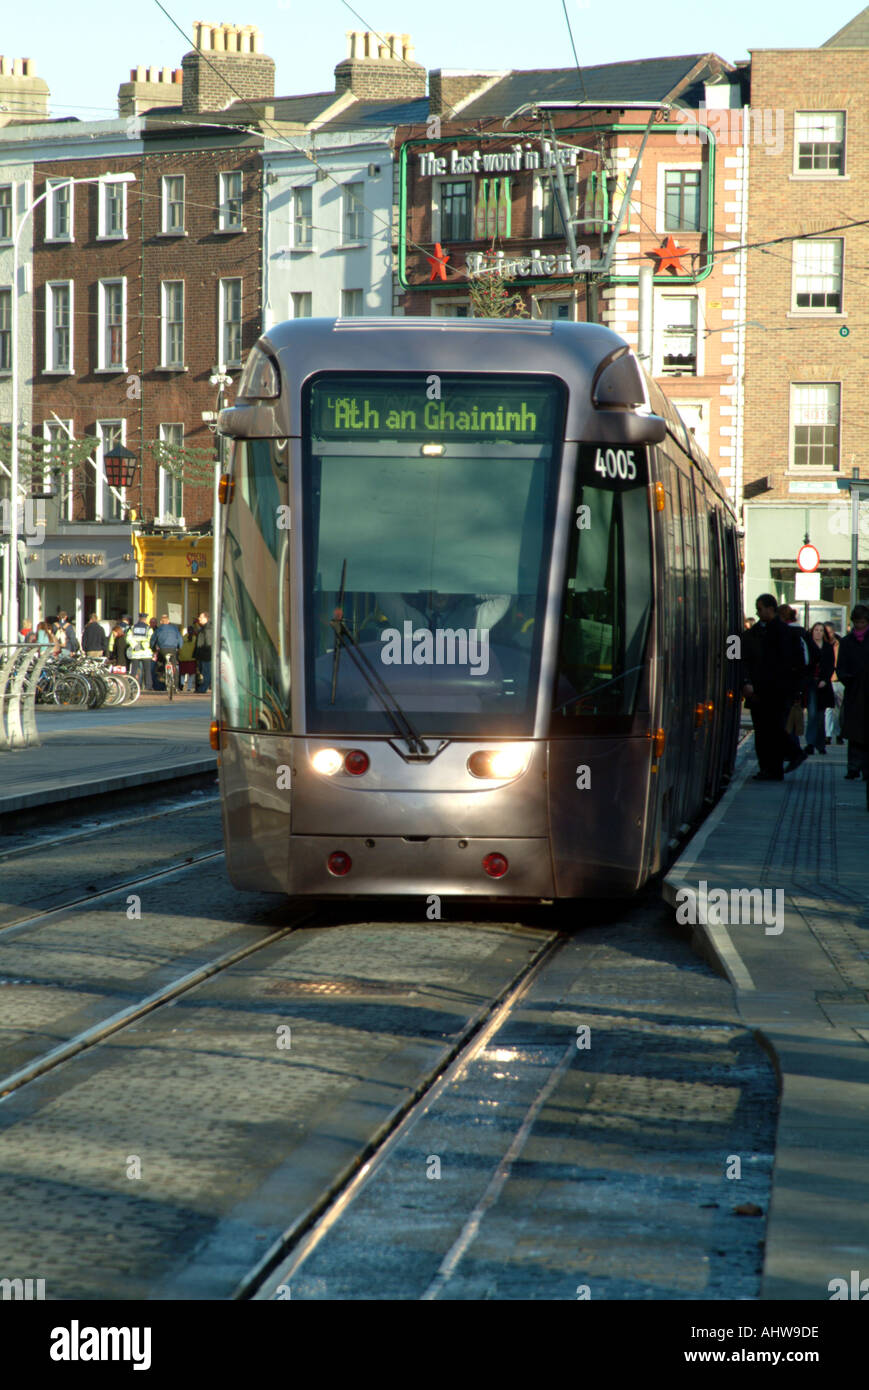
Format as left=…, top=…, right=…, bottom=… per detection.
left=310, top=377, right=562, bottom=445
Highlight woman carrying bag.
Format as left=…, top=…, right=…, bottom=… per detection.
left=806, top=621, right=835, bottom=754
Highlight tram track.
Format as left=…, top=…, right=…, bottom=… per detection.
left=0, top=792, right=220, bottom=863
left=0, top=908, right=313, bottom=1102
left=240, top=929, right=566, bottom=1300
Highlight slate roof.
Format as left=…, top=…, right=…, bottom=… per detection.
left=319, top=96, right=430, bottom=130
left=823, top=5, right=869, bottom=44
left=457, top=54, right=730, bottom=120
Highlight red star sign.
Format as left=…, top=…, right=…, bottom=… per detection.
left=649, top=235, right=690, bottom=274
left=426, top=242, right=450, bottom=281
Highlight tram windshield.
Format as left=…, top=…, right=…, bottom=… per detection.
left=302, top=373, right=565, bottom=735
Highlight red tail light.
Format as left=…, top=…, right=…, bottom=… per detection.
left=327, top=851, right=352, bottom=876
left=344, top=750, right=370, bottom=776
left=482, top=853, right=508, bottom=879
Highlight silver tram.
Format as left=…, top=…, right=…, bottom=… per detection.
left=214, top=318, right=742, bottom=901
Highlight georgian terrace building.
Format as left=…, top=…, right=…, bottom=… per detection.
left=395, top=54, right=751, bottom=500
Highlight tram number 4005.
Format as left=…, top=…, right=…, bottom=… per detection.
left=594, top=447, right=637, bottom=481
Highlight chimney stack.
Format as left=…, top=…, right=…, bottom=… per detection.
left=118, top=66, right=183, bottom=117
left=334, top=30, right=425, bottom=101
left=0, top=56, right=50, bottom=126
left=182, top=20, right=274, bottom=113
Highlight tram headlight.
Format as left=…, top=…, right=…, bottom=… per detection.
left=311, top=747, right=344, bottom=776
left=467, top=745, right=532, bottom=780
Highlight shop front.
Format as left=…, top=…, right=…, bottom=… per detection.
left=23, top=530, right=137, bottom=629
left=744, top=499, right=869, bottom=619
left=133, top=533, right=212, bottom=628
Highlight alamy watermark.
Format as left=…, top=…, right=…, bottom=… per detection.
left=380, top=621, right=490, bottom=676
left=0, top=497, right=46, bottom=544
left=675, top=880, right=784, bottom=935
left=673, top=101, right=784, bottom=157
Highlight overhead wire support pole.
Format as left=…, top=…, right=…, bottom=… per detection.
left=544, top=115, right=583, bottom=274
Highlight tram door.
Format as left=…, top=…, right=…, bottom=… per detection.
left=660, top=458, right=690, bottom=839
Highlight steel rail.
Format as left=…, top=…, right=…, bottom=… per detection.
left=243, top=929, right=567, bottom=1301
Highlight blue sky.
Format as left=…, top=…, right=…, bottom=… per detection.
left=3, top=0, right=864, bottom=122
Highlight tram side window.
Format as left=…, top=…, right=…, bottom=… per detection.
left=552, top=465, right=652, bottom=722
left=219, top=439, right=291, bottom=731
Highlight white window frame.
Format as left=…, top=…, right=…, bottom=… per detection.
left=656, top=164, right=704, bottom=235
left=0, top=184, right=12, bottom=242
left=42, top=419, right=75, bottom=521
left=161, top=175, right=185, bottom=234
left=534, top=295, right=574, bottom=321
left=431, top=176, right=473, bottom=244
left=341, top=288, right=363, bottom=317
left=45, top=280, right=73, bottom=373
left=160, top=281, right=184, bottom=369
left=533, top=173, right=576, bottom=239
left=791, top=239, right=843, bottom=314
left=431, top=298, right=472, bottom=318
left=218, top=171, right=243, bottom=232
left=0, top=286, right=11, bottom=372
left=793, top=112, right=845, bottom=178
left=158, top=423, right=184, bottom=522
left=290, top=291, right=312, bottom=318
left=97, top=278, right=127, bottom=372
left=341, top=183, right=364, bottom=245
left=652, top=290, right=703, bottom=377
left=98, top=179, right=127, bottom=239
left=45, top=179, right=73, bottom=242
left=292, top=185, right=313, bottom=250
left=789, top=383, right=841, bottom=472
left=218, top=278, right=243, bottom=368
left=96, top=419, right=126, bottom=522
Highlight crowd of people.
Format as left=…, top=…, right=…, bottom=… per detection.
left=742, top=597, right=869, bottom=799
left=17, top=610, right=212, bottom=694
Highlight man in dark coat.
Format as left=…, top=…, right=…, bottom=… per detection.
left=741, top=594, right=806, bottom=780
left=835, top=604, right=869, bottom=783
left=82, top=613, right=108, bottom=657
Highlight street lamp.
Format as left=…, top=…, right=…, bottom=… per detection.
left=2, top=171, right=136, bottom=645
left=102, top=441, right=139, bottom=490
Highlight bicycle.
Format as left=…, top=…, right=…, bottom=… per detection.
left=162, top=651, right=178, bottom=701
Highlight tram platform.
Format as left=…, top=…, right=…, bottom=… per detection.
left=664, top=736, right=869, bottom=1301
left=0, top=695, right=216, bottom=822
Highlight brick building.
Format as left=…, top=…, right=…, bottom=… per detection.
left=395, top=54, right=750, bottom=493
left=742, top=10, right=869, bottom=614
left=0, top=24, right=267, bottom=628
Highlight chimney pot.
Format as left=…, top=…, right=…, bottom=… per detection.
left=162, top=66, right=170, bottom=82
left=174, top=67, right=183, bottom=82
left=252, top=27, right=262, bottom=54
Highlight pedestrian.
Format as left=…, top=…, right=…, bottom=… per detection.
left=57, top=612, right=80, bottom=655
left=194, top=611, right=212, bottom=693
left=179, top=625, right=198, bottom=691
left=126, top=615, right=153, bottom=690
left=149, top=617, right=161, bottom=690
left=741, top=594, right=806, bottom=780
left=805, top=621, right=835, bottom=755
left=835, top=605, right=869, bottom=782
left=82, top=612, right=108, bottom=658
left=36, top=620, right=51, bottom=647
left=824, top=624, right=845, bottom=744
left=109, top=624, right=129, bottom=670
left=778, top=605, right=811, bottom=763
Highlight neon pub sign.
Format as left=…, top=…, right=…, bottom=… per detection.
left=310, top=378, right=561, bottom=444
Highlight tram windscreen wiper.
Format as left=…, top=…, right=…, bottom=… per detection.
left=329, top=609, right=429, bottom=756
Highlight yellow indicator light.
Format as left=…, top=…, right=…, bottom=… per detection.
left=311, top=748, right=343, bottom=776
left=421, top=443, right=445, bottom=456
left=646, top=728, right=666, bottom=758
left=217, top=473, right=235, bottom=504
left=654, top=481, right=666, bottom=511
left=209, top=719, right=221, bottom=751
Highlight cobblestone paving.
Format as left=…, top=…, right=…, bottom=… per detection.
left=279, top=898, right=778, bottom=1300
left=0, top=913, right=548, bottom=1299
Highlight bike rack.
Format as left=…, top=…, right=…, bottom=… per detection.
left=0, top=644, right=53, bottom=750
